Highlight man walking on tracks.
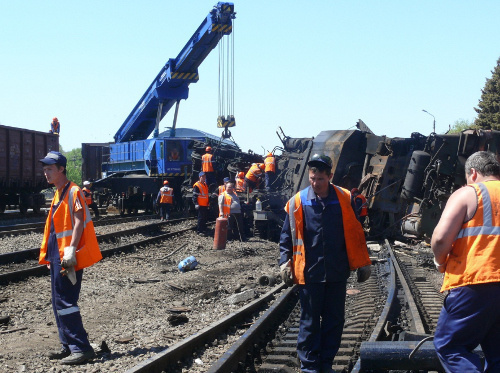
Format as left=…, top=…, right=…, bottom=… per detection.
left=193, top=171, right=210, bottom=235
left=39, top=151, right=102, bottom=365
left=157, top=180, right=173, bottom=221
left=82, top=181, right=99, bottom=219
left=432, top=151, right=500, bottom=373
left=279, top=153, right=371, bottom=373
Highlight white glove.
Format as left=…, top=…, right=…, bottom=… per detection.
left=61, top=246, right=77, bottom=268
left=195, top=204, right=199, bottom=210
left=280, top=260, right=294, bottom=286
left=356, top=265, right=371, bottom=283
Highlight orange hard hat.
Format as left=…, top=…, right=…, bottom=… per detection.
left=351, top=188, right=359, bottom=194
left=206, top=146, right=212, bottom=152
left=267, top=152, right=272, bottom=157
left=52, top=117, right=58, bottom=122
left=238, top=171, right=244, bottom=178
left=163, top=180, right=169, bottom=185
left=259, top=163, right=265, bottom=170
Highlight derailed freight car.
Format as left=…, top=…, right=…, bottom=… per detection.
left=0, top=124, right=59, bottom=213
left=245, top=125, right=500, bottom=243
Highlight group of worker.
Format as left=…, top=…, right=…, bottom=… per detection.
left=36, top=146, right=500, bottom=371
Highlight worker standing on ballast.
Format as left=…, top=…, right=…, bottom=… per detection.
left=245, top=163, right=265, bottom=192
left=38, top=151, right=102, bottom=365
left=351, top=188, right=367, bottom=225
left=202, top=146, right=216, bottom=187
left=50, top=117, right=60, bottom=135
left=431, top=151, right=500, bottom=372
left=279, top=153, right=371, bottom=373
left=219, top=182, right=246, bottom=241
left=193, top=172, right=209, bottom=235
left=264, top=152, right=276, bottom=191
left=157, top=180, right=173, bottom=221
left=82, top=181, right=99, bottom=219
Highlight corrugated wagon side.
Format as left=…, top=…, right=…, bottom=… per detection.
left=0, top=124, right=59, bottom=213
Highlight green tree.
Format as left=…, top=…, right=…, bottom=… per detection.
left=63, top=148, right=83, bottom=186
left=448, top=119, right=477, bottom=134
left=474, top=57, right=500, bottom=129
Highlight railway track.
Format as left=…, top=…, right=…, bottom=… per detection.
left=0, top=213, right=160, bottom=237
left=117, top=240, right=450, bottom=372
left=0, top=218, right=195, bottom=284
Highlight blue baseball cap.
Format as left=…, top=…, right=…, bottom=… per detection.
left=39, top=151, right=67, bottom=167
left=199, top=171, right=205, bottom=177
left=223, top=177, right=230, bottom=183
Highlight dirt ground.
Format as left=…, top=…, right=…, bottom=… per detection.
left=0, top=230, right=280, bottom=373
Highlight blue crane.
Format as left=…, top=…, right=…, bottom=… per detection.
left=114, top=2, right=236, bottom=144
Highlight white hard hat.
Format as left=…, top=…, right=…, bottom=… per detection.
left=83, top=181, right=91, bottom=186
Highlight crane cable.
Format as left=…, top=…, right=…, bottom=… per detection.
left=217, top=19, right=235, bottom=125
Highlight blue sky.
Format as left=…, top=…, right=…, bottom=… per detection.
left=1, top=1, right=499, bottom=156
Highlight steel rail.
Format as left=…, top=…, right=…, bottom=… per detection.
left=124, top=283, right=288, bottom=373
left=0, top=221, right=195, bottom=285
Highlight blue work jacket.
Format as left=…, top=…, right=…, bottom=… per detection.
left=279, top=185, right=351, bottom=283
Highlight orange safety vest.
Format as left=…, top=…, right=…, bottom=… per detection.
left=202, top=153, right=214, bottom=172
left=218, top=185, right=226, bottom=195
left=82, top=187, right=93, bottom=205
left=264, top=156, right=275, bottom=173
left=235, top=177, right=245, bottom=192
left=441, top=181, right=500, bottom=292
left=193, top=181, right=209, bottom=206
left=245, top=164, right=263, bottom=183
left=219, top=192, right=232, bottom=217
left=159, top=187, right=173, bottom=204
left=285, top=185, right=371, bottom=284
left=40, top=182, right=102, bottom=271
left=356, top=194, right=368, bottom=217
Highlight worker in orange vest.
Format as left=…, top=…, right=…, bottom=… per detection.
left=193, top=172, right=209, bottom=235
left=235, top=172, right=246, bottom=193
left=218, top=182, right=247, bottom=241
left=82, top=181, right=99, bottom=219
left=157, top=180, right=174, bottom=221
left=351, top=188, right=368, bottom=225
left=201, top=146, right=216, bottom=187
left=50, top=117, right=60, bottom=135
left=264, top=152, right=276, bottom=191
left=216, top=177, right=230, bottom=196
left=38, top=151, right=101, bottom=365
left=279, top=153, right=371, bottom=372
left=245, top=163, right=265, bottom=191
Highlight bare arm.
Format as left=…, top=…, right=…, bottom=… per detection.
left=431, top=186, right=475, bottom=271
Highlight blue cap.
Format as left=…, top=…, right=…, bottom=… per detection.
left=199, top=171, right=205, bottom=177
left=39, top=151, right=67, bottom=167
left=223, top=177, right=230, bottom=183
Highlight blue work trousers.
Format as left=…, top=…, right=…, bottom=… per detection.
left=434, top=282, right=500, bottom=373
left=159, top=203, right=171, bottom=220
left=297, top=281, right=347, bottom=373
left=265, top=172, right=275, bottom=191
left=197, top=206, right=208, bottom=234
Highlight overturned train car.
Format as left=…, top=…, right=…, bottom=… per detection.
left=248, top=127, right=500, bottom=242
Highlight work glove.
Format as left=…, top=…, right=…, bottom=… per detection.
left=280, top=260, right=294, bottom=287
left=195, top=204, right=199, bottom=210
left=356, top=265, right=371, bottom=283
left=61, top=246, right=77, bottom=285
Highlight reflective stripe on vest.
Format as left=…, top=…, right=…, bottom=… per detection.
left=194, top=181, right=209, bottom=206
left=202, top=154, right=214, bottom=172
left=220, top=192, right=232, bottom=217
left=246, top=164, right=262, bottom=182
left=442, top=181, right=500, bottom=292
left=285, top=185, right=371, bottom=284
left=39, top=183, right=102, bottom=271
left=82, top=187, right=92, bottom=205
left=160, top=187, right=173, bottom=204
left=264, top=156, right=275, bottom=172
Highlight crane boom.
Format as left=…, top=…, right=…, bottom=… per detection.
left=114, top=2, right=235, bottom=143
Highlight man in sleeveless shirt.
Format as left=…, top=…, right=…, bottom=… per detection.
left=432, top=151, right=500, bottom=372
